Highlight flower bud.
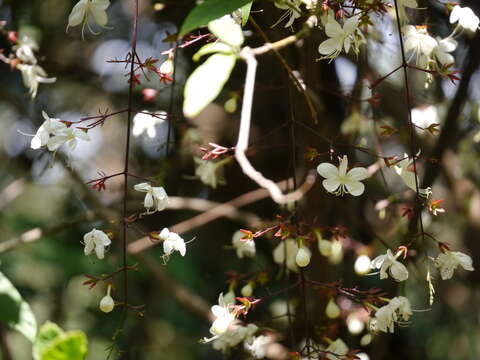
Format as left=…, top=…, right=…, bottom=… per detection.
left=241, top=283, right=254, bottom=297
left=325, top=298, right=341, bottom=319
left=160, top=59, right=174, bottom=75
left=100, top=285, right=114, bottom=313
left=224, top=97, right=237, bottom=113
left=295, top=247, right=311, bottom=267
left=354, top=255, right=371, bottom=275
left=318, top=239, right=332, bottom=257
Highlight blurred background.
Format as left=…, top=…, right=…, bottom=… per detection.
left=0, top=0, right=480, bottom=359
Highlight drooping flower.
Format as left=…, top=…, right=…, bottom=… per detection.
left=16, top=64, right=56, bottom=98
left=15, top=36, right=39, bottom=64
left=204, top=293, right=236, bottom=341
left=273, top=0, right=302, bottom=28
left=232, top=230, right=256, bottom=259
left=133, top=182, right=169, bottom=214
left=194, top=157, right=226, bottom=189
left=273, top=238, right=299, bottom=272
left=316, top=155, right=369, bottom=196
left=450, top=5, right=479, bottom=33
left=432, top=37, right=457, bottom=67
left=159, top=228, right=186, bottom=257
left=30, top=111, right=67, bottom=149
left=325, top=338, right=349, bottom=360
left=318, top=15, right=364, bottom=60
left=394, top=153, right=431, bottom=197
left=67, top=0, right=111, bottom=38
left=83, top=228, right=111, bottom=260
left=47, top=126, right=91, bottom=152
left=99, top=285, right=115, bottom=313
left=212, top=323, right=258, bottom=353
left=403, top=25, right=437, bottom=68
left=371, top=249, right=409, bottom=282
left=372, top=296, right=412, bottom=333
left=434, top=250, right=474, bottom=280
left=132, top=111, right=166, bottom=139
left=244, top=334, right=272, bottom=359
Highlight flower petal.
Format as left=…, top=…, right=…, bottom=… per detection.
left=316, top=162, right=338, bottom=178
left=344, top=179, right=364, bottom=196
left=347, top=167, right=369, bottom=181
left=323, top=178, right=341, bottom=193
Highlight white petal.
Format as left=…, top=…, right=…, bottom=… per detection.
left=95, top=243, right=105, bottom=259
left=316, top=162, right=339, bottom=178
left=144, top=192, right=154, bottom=209
left=91, top=6, right=108, bottom=26
left=338, top=155, right=348, bottom=176
left=134, top=182, right=151, bottom=192
left=390, top=261, right=409, bottom=281
left=453, top=251, right=474, bottom=271
left=68, top=0, right=88, bottom=27
left=347, top=167, right=369, bottom=181
left=344, top=179, right=365, bottom=196
left=325, top=20, right=343, bottom=38
left=323, top=178, right=341, bottom=193
left=318, top=38, right=342, bottom=55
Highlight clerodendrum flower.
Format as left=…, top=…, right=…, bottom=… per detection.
left=159, top=228, right=186, bottom=257
left=16, top=64, right=56, bottom=99
left=273, top=0, right=302, bottom=28
left=47, top=126, right=91, bottom=152
left=325, top=338, right=349, bottom=360
left=316, top=155, right=369, bottom=196
left=372, top=296, right=412, bottom=333
left=202, top=293, right=236, bottom=342
left=30, top=111, right=67, bottom=150
left=232, top=230, right=256, bottom=259
left=67, top=0, right=111, bottom=38
left=273, top=238, right=299, bottom=272
left=318, top=15, right=364, bottom=60
left=99, top=285, right=114, bottom=313
left=371, top=249, right=409, bottom=282
left=403, top=25, right=437, bottom=68
left=450, top=5, right=479, bottom=33
left=83, top=229, right=111, bottom=260
left=434, top=250, right=474, bottom=280
left=134, top=182, right=169, bottom=215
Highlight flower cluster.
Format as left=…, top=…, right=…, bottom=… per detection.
left=372, top=296, right=413, bottom=333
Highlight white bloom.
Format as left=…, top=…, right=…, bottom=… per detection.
left=132, top=111, right=166, bottom=138
left=15, top=36, right=38, bottom=64
left=432, top=37, right=457, bottom=66
left=99, top=285, right=114, bottom=313
left=245, top=335, right=270, bottom=359
left=47, top=127, right=91, bottom=152
left=411, top=105, right=439, bottom=131
left=212, top=323, right=258, bottom=352
left=30, top=111, right=67, bottom=149
left=67, top=0, right=111, bottom=38
left=83, top=228, right=111, bottom=259
left=16, top=64, right=56, bottom=98
left=394, top=153, right=431, bottom=197
left=325, top=338, right=349, bottom=360
left=434, top=250, right=474, bottom=280
left=274, top=0, right=302, bottom=28
left=194, top=157, right=225, bottom=189
left=273, top=239, right=299, bottom=272
left=403, top=25, right=437, bottom=68
left=159, top=228, right=186, bottom=257
left=373, top=296, right=412, bottom=333
left=450, top=5, right=479, bottom=32
left=295, top=246, right=311, bottom=267
left=318, top=15, right=363, bottom=59
left=232, top=230, right=256, bottom=259
left=316, top=155, right=369, bottom=196
left=371, top=249, right=409, bottom=282
left=318, top=238, right=332, bottom=257
left=208, top=293, right=236, bottom=337
left=134, top=182, right=169, bottom=214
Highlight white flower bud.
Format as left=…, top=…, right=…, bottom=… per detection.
left=354, top=255, right=371, bottom=275
left=318, top=239, right=332, bottom=257
left=325, top=298, right=341, bottom=319
left=295, top=247, right=311, bottom=267
left=241, top=283, right=253, bottom=297
left=99, top=285, right=115, bottom=313
left=160, top=59, right=174, bottom=75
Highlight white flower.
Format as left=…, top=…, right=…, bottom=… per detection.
left=16, top=64, right=56, bottom=98
left=132, top=111, right=166, bottom=138
left=245, top=335, right=271, bottom=359
left=208, top=293, right=236, bottom=338
left=83, top=229, right=111, bottom=259
left=403, top=25, right=437, bottom=68
left=212, top=323, right=258, bottom=352
left=318, top=15, right=363, bottom=59
left=30, top=111, right=67, bottom=149
left=67, top=0, right=111, bottom=38
left=232, top=230, right=256, bottom=259
left=325, top=338, right=349, bottom=360
left=434, top=250, right=474, bottom=280
left=411, top=105, right=439, bottom=132
left=159, top=228, right=186, bottom=257
left=394, top=154, right=431, bottom=197
left=15, top=36, right=38, bottom=64
left=371, top=249, right=409, bottom=282
left=316, top=155, right=369, bottom=196
left=432, top=37, right=457, bottom=66
left=134, top=182, right=169, bottom=214
left=273, top=0, right=302, bottom=28
left=99, top=285, right=114, bottom=313
left=295, top=246, right=311, bottom=267
left=273, top=239, right=299, bottom=272
left=373, top=296, right=412, bottom=333
left=194, top=157, right=226, bottom=189
left=450, top=6, right=479, bottom=32
left=47, top=126, right=91, bottom=152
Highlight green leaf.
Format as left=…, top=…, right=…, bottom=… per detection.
left=33, top=322, right=88, bottom=360
left=241, top=2, right=253, bottom=26
left=192, top=43, right=234, bottom=62
left=183, top=53, right=237, bottom=118
left=179, top=0, right=253, bottom=37
left=0, top=271, right=37, bottom=342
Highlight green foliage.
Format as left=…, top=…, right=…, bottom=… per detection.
left=33, top=322, right=88, bottom=360
left=241, top=2, right=253, bottom=26
left=0, top=271, right=37, bottom=342
left=179, top=0, right=253, bottom=36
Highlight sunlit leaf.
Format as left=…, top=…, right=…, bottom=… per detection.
left=0, top=271, right=37, bottom=342
left=179, top=0, right=253, bottom=37
left=183, top=53, right=237, bottom=118
left=33, top=322, right=88, bottom=360
left=192, top=43, right=234, bottom=62
left=241, top=2, right=253, bottom=26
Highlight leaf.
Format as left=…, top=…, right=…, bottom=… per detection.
left=0, top=271, right=37, bottom=342
left=183, top=53, right=237, bottom=118
left=192, top=43, right=233, bottom=62
left=33, top=322, right=88, bottom=360
left=241, top=2, right=253, bottom=26
left=179, top=0, right=253, bottom=37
